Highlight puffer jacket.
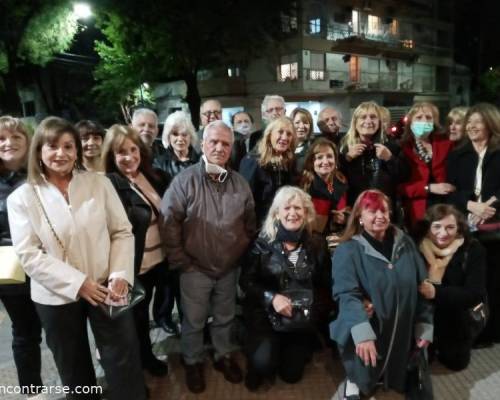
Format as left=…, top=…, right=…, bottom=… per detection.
left=160, top=160, right=256, bottom=278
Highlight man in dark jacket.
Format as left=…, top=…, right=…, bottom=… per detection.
left=160, top=120, right=256, bottom=393
left=131, top=108, right=166, bottom=166
left=315, top=106, right=344, bottom=146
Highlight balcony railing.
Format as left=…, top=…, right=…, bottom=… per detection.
left=303, top=68, right=434, bottom=92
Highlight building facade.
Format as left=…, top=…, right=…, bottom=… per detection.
left=155, top=0, right=467, bottom=129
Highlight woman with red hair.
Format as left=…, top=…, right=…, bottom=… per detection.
left=330, top=190, right=433, bottom=399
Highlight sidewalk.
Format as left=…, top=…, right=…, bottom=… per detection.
left=1, top=303, right=500, bottom=399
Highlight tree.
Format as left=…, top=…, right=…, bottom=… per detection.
left=93, top=0, right=291, bottom=126
left=479, top=67, right=500, bottom=104
left=0, top=0, right=78, bottom=114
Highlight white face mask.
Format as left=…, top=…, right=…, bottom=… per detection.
left=202, top=155, right=228, bottom=182
left=235, top=122, right=253, bottom=136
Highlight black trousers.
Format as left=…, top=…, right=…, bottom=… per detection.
left=477, top=241, right=500, bottom=343
left=0, top=293, right=42, bottom=393
left=152, top=267, right=182, bottom=326
left=434, top=308, right=473, bottom=371
left=135, top=263, right=164, bottom=364
left=245, top=330, right=314, bottom=383
left=36, top=299, right=146, bottom=400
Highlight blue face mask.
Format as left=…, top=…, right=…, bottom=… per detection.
left=411, top=121, right=434, bottom=138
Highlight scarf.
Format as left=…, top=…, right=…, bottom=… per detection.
left=276, top=222, right=305, bottom=243
left=419, top=237, right=464, bottom=284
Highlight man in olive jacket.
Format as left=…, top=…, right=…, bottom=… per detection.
left=160, top=120, right=256, bottom=393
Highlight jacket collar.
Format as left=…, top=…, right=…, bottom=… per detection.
left=352, top=226, right=406, bottom=263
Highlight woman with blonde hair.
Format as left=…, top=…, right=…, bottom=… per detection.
left=240, top=186, right=331, bottom=391
left=339, top=101, right=402, bottom=210
left=399, top=102, right=454, bottom=228
left=155, top=110, right=200, bottom=177
left=331, top=189, right=433, bottom=399
left=102, top=124, right=171, bottom=376
left=447, top=106, right=468, bottom=145
left=0, top=116, right=43, bottom=395
left=240, top=116, right=297, bottom=224
left=7, top=116, right=146, bottom=399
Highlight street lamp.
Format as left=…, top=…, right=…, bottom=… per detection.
left=73, top=3, right=92, bottom=19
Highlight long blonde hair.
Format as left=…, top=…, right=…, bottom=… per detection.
left=340, top=101, right=386, bottom=151
left=256, top=116, right=296, bottom=168
left=260, top=186, right=316, bottom=241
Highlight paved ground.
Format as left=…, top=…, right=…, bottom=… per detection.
left=1, top=303, right=500, bottom=399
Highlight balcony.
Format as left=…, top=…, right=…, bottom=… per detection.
left=303, top=68, right=432, bottom=93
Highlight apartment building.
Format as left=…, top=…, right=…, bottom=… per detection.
left=155, top=0, right=468, bottom=127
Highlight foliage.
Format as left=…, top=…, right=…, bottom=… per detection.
left=93, top=0, right=291, bottom=121
left=479, top=67, right=500, bottom=104
left=17, top=2, right=79, bottom=66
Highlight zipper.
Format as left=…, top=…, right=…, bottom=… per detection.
left=376, top=240, right=404, bottom=385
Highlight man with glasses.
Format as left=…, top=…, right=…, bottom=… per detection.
left=196, top=99, right=223, bottom=150
left=261, top=95, right=286, bottom=124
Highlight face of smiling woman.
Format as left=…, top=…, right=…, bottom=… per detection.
left=40, top=133, right=78, bottom=179
left=0, top=129, right=28, bottom=170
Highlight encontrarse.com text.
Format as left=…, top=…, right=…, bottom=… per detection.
left=0, top=385, right=103, bottom=395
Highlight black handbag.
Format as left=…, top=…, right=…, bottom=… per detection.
left=98, top=280, right=146, bottom=319
left=267, top=248, right=315, bottom=332
left=406, top=348, right=434, bottom=400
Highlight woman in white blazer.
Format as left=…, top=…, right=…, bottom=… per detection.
left=7, top=117, right=146, bottom=400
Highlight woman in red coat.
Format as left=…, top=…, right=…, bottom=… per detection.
left=399, top=102, right=455, bottom=228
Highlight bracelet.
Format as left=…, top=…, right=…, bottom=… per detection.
left=425, top=185, right=430, bottom=193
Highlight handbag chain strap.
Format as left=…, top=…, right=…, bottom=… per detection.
left=31, top=185, right=67, bottom=260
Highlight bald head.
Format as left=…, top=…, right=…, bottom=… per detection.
left=318, top=107, right=341, bottom=135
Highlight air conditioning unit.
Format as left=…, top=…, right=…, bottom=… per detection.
left=330, top=79, right=344, bottom=88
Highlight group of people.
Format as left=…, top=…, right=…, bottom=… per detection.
left=0, top=94, right=498, bottom=400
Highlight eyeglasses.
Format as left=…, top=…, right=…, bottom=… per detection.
left=266, top=106, right=284, bottom=114
left=201, top=110, right=222, bottom=118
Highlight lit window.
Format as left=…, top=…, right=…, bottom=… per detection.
left=309, top=18, right=321, bottom=34
left=277, top=62, right=299, bottom=82
left=402, top=39, right=414, bottom=49
left=389, top=19, right=399, bottom=36
left=309, top=70, right=325, bottom=80
left=227, top=67, right=240, bottom=77
left=367, top=15, right=381, bottom=36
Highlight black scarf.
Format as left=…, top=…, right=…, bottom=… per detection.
left=310, top=173, right=347, bottom=205
left=276, top=222, right=305, bottom=243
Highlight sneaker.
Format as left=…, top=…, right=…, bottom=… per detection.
left=185, top=363, right=205, bottom=393
left=342, top=379, right=360, bottom=400
left=213, top=354, right=243, bottom=383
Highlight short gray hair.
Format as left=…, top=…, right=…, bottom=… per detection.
left=202, top=120, right=234, bottom=143
left=132, top=108, right=158, bottom=125
left=162, top=111, right=197, bottom=148
left=260, top=186, right=316, bottom=241
left=261, top=95, right=285, bottom=116
left=318, top=106, right=342, bottom=123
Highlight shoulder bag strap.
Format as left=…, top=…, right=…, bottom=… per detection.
left=31, top=185, right=67, bottom=260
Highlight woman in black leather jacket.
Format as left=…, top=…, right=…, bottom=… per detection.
left=102, top=125, right=170, bottom=377
left=154, top=111, right=200, bottom=177
left=240, top=186, right=331, bottom=391
left=0, top=116, right=43, bottom=394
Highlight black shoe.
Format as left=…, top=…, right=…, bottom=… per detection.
left=244, top=371, right=263, bottom=392
left=213, top=355, right=243, bottom=383
left=158, top=319, right=180, bottom=335
left=185, top=363, right=205, bottom=393
left=144, top=356, right=168, bottom=377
